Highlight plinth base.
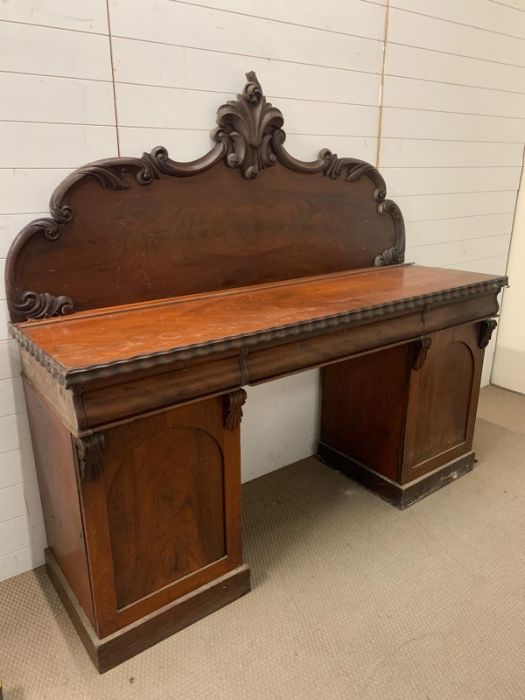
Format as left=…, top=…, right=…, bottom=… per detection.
left=46, top=549, right=251, bottom=673
left=318, top=443, right=475, bottom=509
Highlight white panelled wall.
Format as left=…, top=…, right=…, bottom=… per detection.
left=0, top=0, right=524, bottom=581
left=492, top=168, right=525, bottom=394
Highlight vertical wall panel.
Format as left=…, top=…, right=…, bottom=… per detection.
left=380, top=0, right=525, bottom=390
left=493, top=172, right=525, bottom=393
left=0, top=10, right=116, bottom=581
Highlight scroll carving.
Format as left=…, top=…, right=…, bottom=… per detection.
left=75, top=434, right=106, bottom=482
left=374, top=201, right=406, bottom=265
left=270, top=129, right=405, bottom=266
left=11, top=291, right=74, bottom=320
left=224, top=389, right=247, bottom=431
left=6, top=70, right=406, bottom=323
left=412, top=336, right=432, bottom=371
left=478, top=319, right=497, bottom=349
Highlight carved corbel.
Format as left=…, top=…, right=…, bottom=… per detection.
left=412, top=336, right=432, bottom=371
left=75, top=434, right=106, bottom=482
left=478, top=319, right=497, bottom=349
left=224, top=389, right=247, bottom=430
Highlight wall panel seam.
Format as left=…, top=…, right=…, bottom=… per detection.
left=384, top=73, right=525, bottom=98
left=0, top=68, right=112, bottom=84
left=0, top=120, right=115, bottom=128
left=394, top=190, right=518, bottom=197
left=106, top=0, right=120, bottom=156
left=114, top=83, right=381, bottom=108
left=389, top=5, right=525, bottom=43
left=0, top=513, right=27, bottom=526
left=501, top=143, right=525, bottom=279
left=410, top=232, right=512, bottom=249
left=444, top=254, right=512, bottom=266
left=166, top=0, right=385, bottom=43
left=387, top=40, right=525, bottom=70
left=116, top=127, right=380, bottom=138
left=381, top=136, right=524, bottom=144
left=488, top=0, right=525, bottom=12
left=383, top=166, right=522, bottom=169
left=382, top=106, right=525, bottom=121
left=109, top=35, right=384, bottom=76
left=406, top=213, right=516, bottom=223
left=0, top=17, right=107, bottom=37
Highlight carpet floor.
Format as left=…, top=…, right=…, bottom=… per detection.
left=1, top=385, right=524, bottom=699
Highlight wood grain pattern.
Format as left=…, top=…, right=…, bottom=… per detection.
left=72, top=395, right=243, bottom=638
left=11, top=265, right=507, bottom=388
left=23, top=380, right=95, bottom=626
left=402, top=323, right=483, bottom=482
left=105, top=413, right=226, bottom=609
left=320, top=321, right=485, bottom=505
left=18, top=295, right=498, bottom=435
left=321, top=344, right=412, bottom=482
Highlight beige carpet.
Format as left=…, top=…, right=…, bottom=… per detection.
left=1, top=386, right=524, bottom=700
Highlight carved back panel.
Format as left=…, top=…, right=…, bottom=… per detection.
left=6, top=72, right=405, bottom=322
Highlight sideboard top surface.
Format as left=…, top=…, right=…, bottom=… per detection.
left=12, top=265, right=506, bottom=381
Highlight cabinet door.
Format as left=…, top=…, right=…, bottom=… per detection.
left=79, top=395, right=242, bottom=637
left=402, top=324, right=483, bottom=483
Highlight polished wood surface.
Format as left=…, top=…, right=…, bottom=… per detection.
left=17, top=283, right=500, bottom=435
left=13, top=265, right=504, bottom=374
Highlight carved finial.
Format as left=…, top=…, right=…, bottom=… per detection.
left=243, top=71, right=263, bottom=103
left=75, top=434, right=106, bottom=482
left=212, top=71, right=284, bottom=179
left=224, top=389, right=247, bottom=430
left=478, top=319, right=497, bottom=349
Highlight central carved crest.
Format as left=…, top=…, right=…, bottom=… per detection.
left=212, top=71, right=284, bottom=179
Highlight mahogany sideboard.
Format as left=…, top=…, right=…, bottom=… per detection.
left=6, top=73, right=506, bottom=672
